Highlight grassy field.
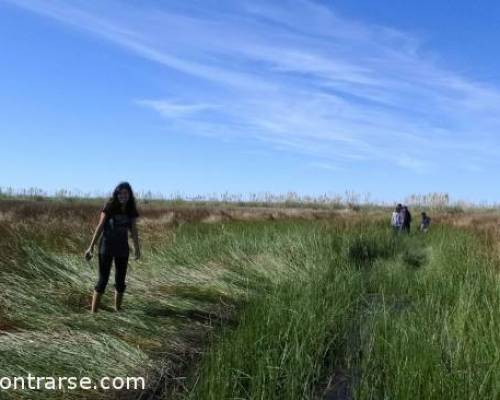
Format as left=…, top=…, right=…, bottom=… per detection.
left=0, top=199, right=499, bottom=399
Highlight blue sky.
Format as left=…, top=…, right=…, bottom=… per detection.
left=1, top=0, right=500, bottom=202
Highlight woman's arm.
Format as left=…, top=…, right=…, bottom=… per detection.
left=85, top=212, right=106, bottom=257
left=130, top=218, right=141, bottom=260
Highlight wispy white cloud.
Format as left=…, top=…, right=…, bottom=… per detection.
left=6, top=0, right=500, bottom=173
left=136, top=100, right=217, bottom=119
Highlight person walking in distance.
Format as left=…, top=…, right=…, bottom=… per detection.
left=85, top=182, right=140, bottom=313
left=391, top=204, right=403, bottom=233
left=401, top=206, right=412, bottom=234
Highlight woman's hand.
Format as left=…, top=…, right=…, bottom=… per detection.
left=86, top=212, right=106, bottom=261
left=85, top=247, right=94, bottom=261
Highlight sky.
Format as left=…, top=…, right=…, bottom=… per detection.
left=1, top=0, right=500, bottom=203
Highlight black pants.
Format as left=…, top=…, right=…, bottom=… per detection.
left=95, top=253, right=129, bottom=293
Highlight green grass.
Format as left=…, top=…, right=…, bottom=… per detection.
left=356, top=227, right=500, bottom=399
left=1, top=203, right=499, bottom=399
left=185, top=225, right=500, bottom=400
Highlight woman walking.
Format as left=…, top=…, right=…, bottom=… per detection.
left=85, top=182, right=140, bottom=313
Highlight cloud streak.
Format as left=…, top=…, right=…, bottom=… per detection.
left=5, top=0, right=500, bottom=173
left=135, top=100, right=218, bottom=119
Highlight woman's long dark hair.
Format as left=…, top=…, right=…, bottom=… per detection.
left=104, top=181, right=138, bottom=216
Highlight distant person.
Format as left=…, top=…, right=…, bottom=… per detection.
left=401, top=206, right=412, bottom=234
left=391, top=204, right=403, bottom=232
left=420, top=212, right=431, bottom=233
left=85, top=182, right=140, bottom=313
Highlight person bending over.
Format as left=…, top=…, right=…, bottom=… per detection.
left=420, top=212, right=431, bottom=233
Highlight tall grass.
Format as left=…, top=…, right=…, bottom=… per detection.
left=185, top=225, right=500, bottom=400
left=356, top=227, right=500, bottom=399
left=1, top=199, right=499, bottom=399
left=0, top=201, right=361, bottom=399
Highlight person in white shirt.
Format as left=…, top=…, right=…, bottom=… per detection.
left=391, top=204, right=403, bottom=232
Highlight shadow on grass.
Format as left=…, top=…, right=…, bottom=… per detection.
left=130, top=298, right=244, bottom=400
left=143, top=305, right=238, bottom=327
left=401, top=246, right=429, bottom=269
